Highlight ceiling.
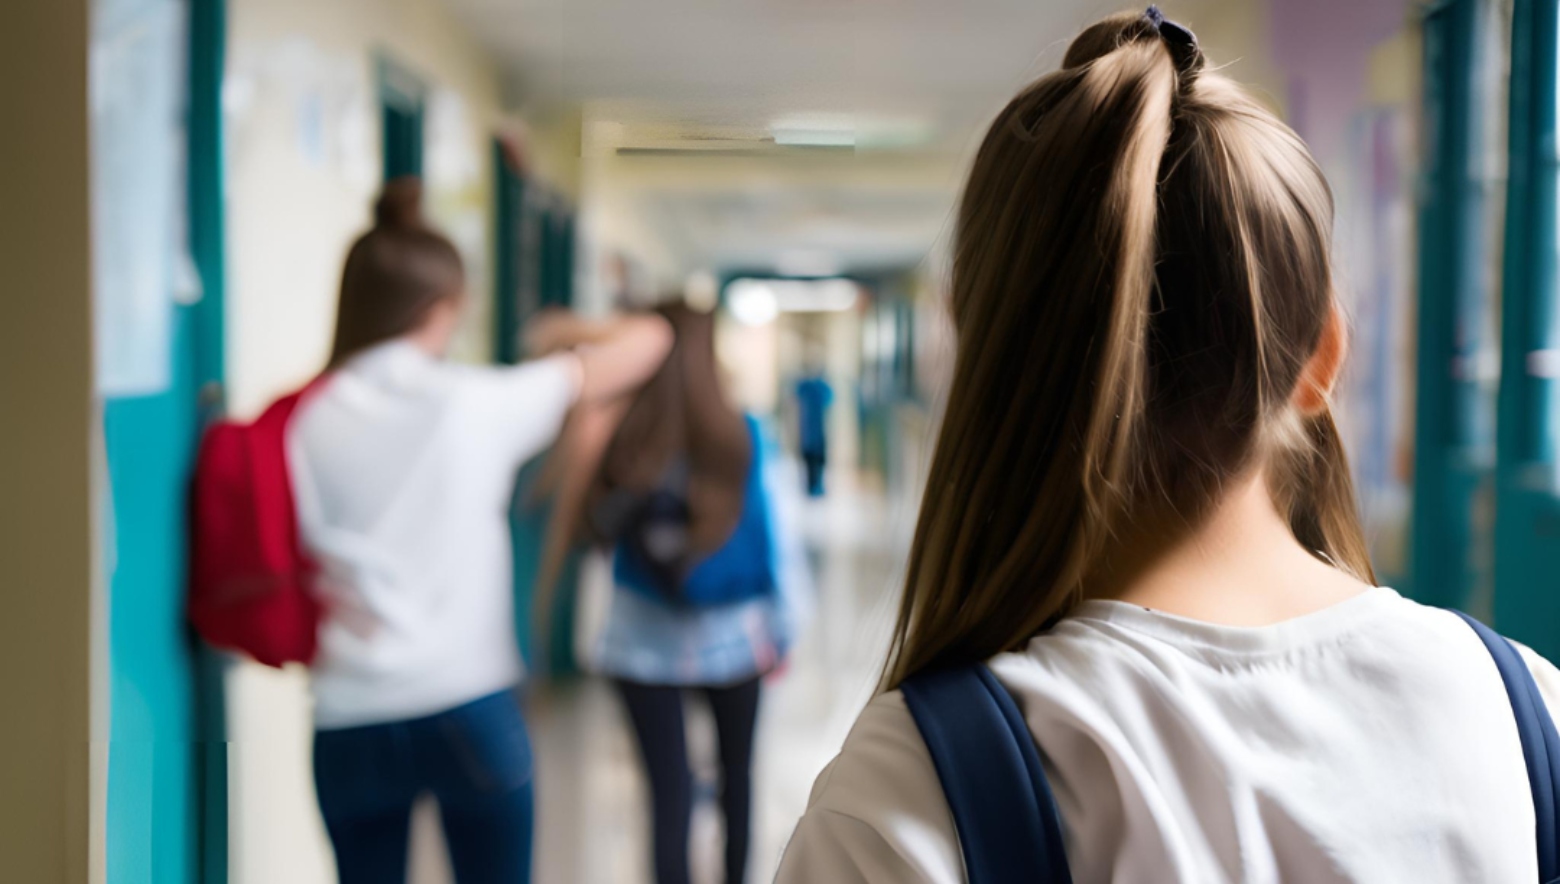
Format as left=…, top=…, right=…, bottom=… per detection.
left=442, top=0, right=1116, bottom=277
left=446, top=0, right=1103, bottom=125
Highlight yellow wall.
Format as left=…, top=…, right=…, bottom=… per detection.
left=526, top=107, right=586, bottom=202
left=1366, top=26, right=1423, bottom=108
left=224, top=1, right=505, bottom=880
left=0, top=1, right=96, bottom=881
left=1178, top=0, right=1287, bottom=113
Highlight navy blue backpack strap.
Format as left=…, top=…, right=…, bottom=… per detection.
left=901, top=664, right=1072, bottom=884
left=1452, top=610, right=1560, bottom=882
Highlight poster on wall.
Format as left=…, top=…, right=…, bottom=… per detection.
left=90, top=0, right=189, bottom=396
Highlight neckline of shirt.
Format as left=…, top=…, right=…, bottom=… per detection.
left=1062, top=585, right=1404, bottom=656
left=335, top=340, right=445, bottom=399
left=345, top=338, right=432, bottom=374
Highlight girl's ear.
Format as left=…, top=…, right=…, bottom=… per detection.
left=1292, top=303, right=1348, bottom=416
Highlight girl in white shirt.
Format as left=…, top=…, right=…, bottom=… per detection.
left=777, top=9, right=1560, bottom=883
left=290, top=178, right=670, bottom=883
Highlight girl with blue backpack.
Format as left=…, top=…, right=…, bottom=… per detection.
left=777, top=9, right=1560, bottom=883
left=543, top=302, right=794, bottom=884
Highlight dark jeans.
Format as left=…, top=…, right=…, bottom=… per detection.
left=802, top=450, right=826, bottom=497
left=313, top=690, right=534, bottom=884
left=615, top=676, right=763, bottom=884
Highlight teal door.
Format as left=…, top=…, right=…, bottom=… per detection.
left=493, top=152, right=583, bottom=674
left=104, top=310, right=212, bottom=884
left=1411, top=0, right=1500, bottom=613
left=1494, top=0, right=1560, bottom=658
left=102, top=0, right=227, bottom=880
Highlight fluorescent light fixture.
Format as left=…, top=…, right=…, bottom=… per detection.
left=771, top=112, right=933, bottom=150
left=727, top=278, right=859, bottom=320
left=772, top=128, right=855, bottom=147
left=728, top=281, right=780, bottom=326
left=774, top=278, right=859, bottom=312
left=856, top=119, right=936, bottom=150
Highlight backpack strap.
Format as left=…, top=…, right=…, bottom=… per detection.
left=1451, top=610, right=1560, bottom=882
left=901, top=664, right=1073, bottom=884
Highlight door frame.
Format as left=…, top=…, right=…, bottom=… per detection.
left=188, top=0, right=229, bottom=879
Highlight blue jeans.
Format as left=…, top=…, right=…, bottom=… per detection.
left=313, top=690, right=534, bottom=884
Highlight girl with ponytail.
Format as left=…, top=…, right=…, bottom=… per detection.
left=778, top=9, right=1560, bottom=882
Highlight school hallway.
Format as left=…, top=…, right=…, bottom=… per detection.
left=10, top=0, right=1560, bottom=880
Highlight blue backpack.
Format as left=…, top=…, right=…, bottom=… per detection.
left=612, top=415, right=779, bottom=607
left=901, top=611, right=1560, bottom=884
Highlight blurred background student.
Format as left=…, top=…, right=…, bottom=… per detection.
left=288, top=178, right=670, bottom=883
left=537, top=302, right=798, bottom=884
left=793, top=348, right=834, bottom=498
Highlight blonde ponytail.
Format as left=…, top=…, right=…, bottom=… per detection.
left=884, top=10, right=1372, bottom=688
left=886, top=16, right=1182, bottom=686
left=1071, top=40, right=1175, bottom=581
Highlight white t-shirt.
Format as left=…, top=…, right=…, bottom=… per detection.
left=289, top=340, right=579, bottom=729
left=778, top=587, right=1560, bottom=883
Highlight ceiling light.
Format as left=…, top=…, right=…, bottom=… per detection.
left=772, top=128, right=855, bottom=148
left=726, top=277, right=859, bottom=316
left=728, top=281, right=780, bottom=326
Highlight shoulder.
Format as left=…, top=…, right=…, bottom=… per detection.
left=443, top=353, right=583, bottom=442
left=1514, top=643, right=1560, bottom=717
left=1357, top=594, right=1560, bottom=710
left=1393, top=596, right=1560, bottom=713
left=448, top=352, right=582, bottom=401
left=805, top=692, right=948, bottom=824
left=778, top=692, right=962, bottom=884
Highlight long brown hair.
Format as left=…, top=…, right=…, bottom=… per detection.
left=329, top=177, right=464, bottom=366
left=527, top=306, right=750, bottom=662
left=588, top=304, right=752, bottom=556
left=884, top=10, right=1375, bottom=688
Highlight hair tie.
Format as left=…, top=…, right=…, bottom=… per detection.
left=1144, top=6, right=1203, bottom=79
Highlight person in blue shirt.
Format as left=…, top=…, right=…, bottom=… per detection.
left=794, top=352, right=833, bottom=497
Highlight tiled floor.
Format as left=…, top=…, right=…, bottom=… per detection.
left=529, top=477, right=914, bottom=883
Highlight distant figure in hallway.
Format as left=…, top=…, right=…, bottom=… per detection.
left=793, top=353, right=833, bottom=497
left=291, top=177, right=670, bottom=884
left=541, top=302, right=794, bottom=884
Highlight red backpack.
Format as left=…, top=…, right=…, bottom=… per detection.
left=189, top=382, right=324, bottom=667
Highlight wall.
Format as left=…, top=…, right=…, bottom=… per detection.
left=1266, top=0, right=1422, bottom=584
left=1177, top=0, right=1287, bottom=108
left=0, top=0, right=96, bottom=881
left=226, top=0, right=504, bottom=414
left=526, top=107, right=586, bottom=203
left=223, top=0, right=505, bottom=880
